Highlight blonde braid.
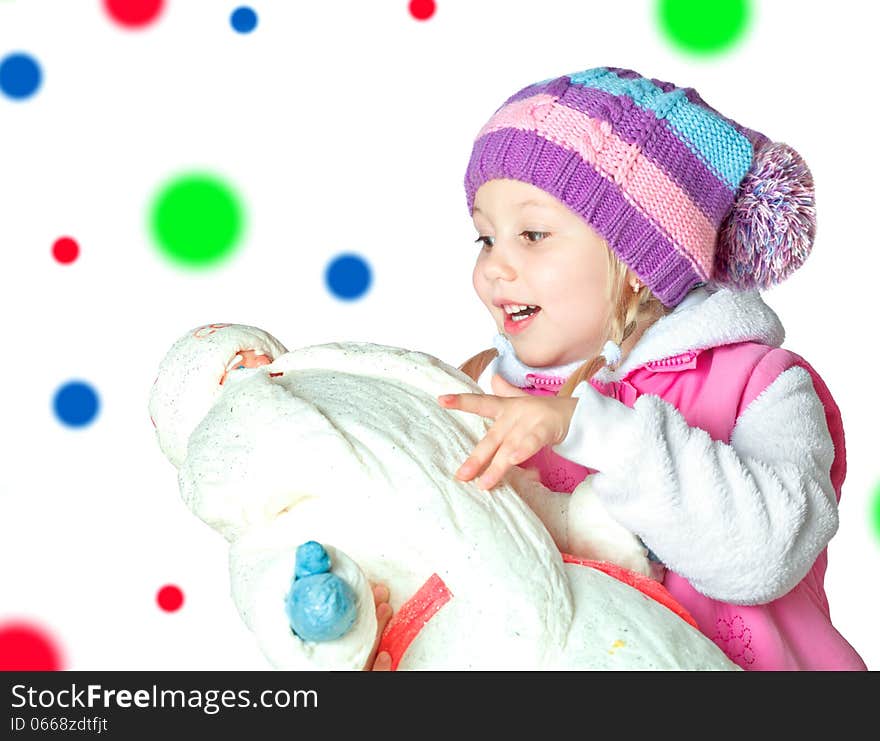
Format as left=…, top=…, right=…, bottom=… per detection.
left=458, top=348, right=498, bottom=383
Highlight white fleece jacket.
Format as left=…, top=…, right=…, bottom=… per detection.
left=477, top=285, right=840, bottom=605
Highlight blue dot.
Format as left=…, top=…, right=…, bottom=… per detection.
left=325, top=253, right=372, bottom=301
left=230, top=6, right=258, bottom=33
left=53, top=381, right=100, bottom=428
left=0, top=52, right=42, bottom=100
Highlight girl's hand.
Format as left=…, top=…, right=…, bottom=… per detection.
left=364, top=583, right=393, bottom=671
left=438, top=375, right=578, bottom=491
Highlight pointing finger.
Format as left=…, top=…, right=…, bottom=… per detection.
left=437, top=393, right=504, bottom=419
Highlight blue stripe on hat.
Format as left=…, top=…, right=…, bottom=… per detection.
left=568, top=68, right=752, bottom=189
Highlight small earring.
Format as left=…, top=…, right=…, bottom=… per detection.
left=632, top=282, right=640, bottom=293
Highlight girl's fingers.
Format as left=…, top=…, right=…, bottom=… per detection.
left=372, top=650, right=392, bottom=671
left=365, top=583, right=394, bottom=671
left=455, top=426, right=505, bottom=481
left=376, top=601, right=392, bottom=626
left=475, top=441, right=522, bottom=490
left=460, top=432, right=529, bottom=490
left=474, top=429, right=545, bottom=490
left=367, top=603, right=394, bottom=671
left=509, top=433, right=540, bottom=464
left=438, top=393, right=502, bottom=419
left=372, top=583, right=389, bottom=606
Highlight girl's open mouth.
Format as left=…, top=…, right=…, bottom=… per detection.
left=504, top=306, right=540, bottom=334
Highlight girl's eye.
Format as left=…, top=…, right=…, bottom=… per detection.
left=474, top=232, right=548, bottom=249
left=522, top=231, right=548, bottom=243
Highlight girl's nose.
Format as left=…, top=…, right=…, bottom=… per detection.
left=481, top=244, right=517, bottom=281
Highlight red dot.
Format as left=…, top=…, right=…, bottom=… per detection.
left=0, top=621, right=64, bottom=671
left=409, top=0, right=436, bottom=21
left=157, top=584, right=184, bottom=612
left=52, top=236, right=79, bottom=264
left=103, top=0, right=165, bottom=28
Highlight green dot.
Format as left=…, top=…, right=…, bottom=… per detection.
left=872, top=480, right=880, bottom=543
left=148, top=172, right=245, bottom=268
left=656, top=0, right=751, bottom=56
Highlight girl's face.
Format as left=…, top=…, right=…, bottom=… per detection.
left=472, top=179, right=612, bottom=367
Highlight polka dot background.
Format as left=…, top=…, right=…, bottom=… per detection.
left=0, top=1, right=877, bottom=670
left=230, top=6, right=258, bottom=34
left=0, top=51, right=41, bottom=99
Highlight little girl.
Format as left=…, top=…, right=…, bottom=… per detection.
left=436, top=66, right=866, bottom=671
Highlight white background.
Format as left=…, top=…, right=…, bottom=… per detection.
left=1, top=0, right=877, bottom=670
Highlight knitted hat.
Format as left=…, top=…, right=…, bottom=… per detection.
left=463, top=66, right=816, bottom=307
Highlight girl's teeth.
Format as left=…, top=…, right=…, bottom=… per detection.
left=504, top=303, right=537, bottom=314
left=509, top=307, right=539, bottom=322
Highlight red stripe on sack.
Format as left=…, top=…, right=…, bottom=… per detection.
left=376, top=573, right=453, bottom=671
left=561, top=553, right=698, bottom=629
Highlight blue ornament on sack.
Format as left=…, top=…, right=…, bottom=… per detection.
left=285, top=541, right=357, bottom=642
left=294, top=540, right=332, bottom=578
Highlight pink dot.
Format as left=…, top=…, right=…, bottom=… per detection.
left=157, top=584, right=184, bottom=612
left=409, top=0, right=436, bottom=21
left=52, top=236, right=79, bottom=264
left=103, top=0, right=165, bottom=28
left=0, top=621, right=64, bottom=670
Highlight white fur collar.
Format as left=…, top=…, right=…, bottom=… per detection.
left=491, top=334, right=586, bottom=387
left=492, top=284, right=786, bottom=385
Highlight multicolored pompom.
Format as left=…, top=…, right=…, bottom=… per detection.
left=714, top=140, right=816, bottom=290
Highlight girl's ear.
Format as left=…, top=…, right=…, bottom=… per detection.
left=458, top=348, right=499, bottom=383
left=625, top=268, right=642, bottom=295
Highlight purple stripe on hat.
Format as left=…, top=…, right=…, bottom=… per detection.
left=464, top=128, right=703, bottom=306
left=498, top=75, right=735, bottom=227
left=605, top=66, right=640, bottom=79
left=502, top=76, right=569, bottom=108
left=650, top=78, right=678, bottom=93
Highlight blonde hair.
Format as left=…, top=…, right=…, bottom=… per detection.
left=458, top=241, right=674, bottom=397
